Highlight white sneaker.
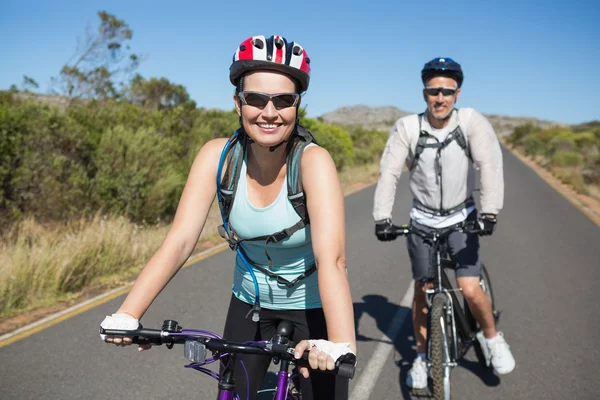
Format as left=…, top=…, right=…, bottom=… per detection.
left=406, top=357, right=429, bottom=389
left=476, top=331, right=516, bottom=374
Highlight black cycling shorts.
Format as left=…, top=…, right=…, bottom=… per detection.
left=219, top=294, right=349, bottom=400
left=407, top=211, right=481, bottom=281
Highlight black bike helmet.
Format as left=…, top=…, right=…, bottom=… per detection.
left=421, top=57, right=464, bottom=88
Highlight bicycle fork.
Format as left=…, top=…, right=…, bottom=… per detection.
left=274, top=360, right=292, bottom=400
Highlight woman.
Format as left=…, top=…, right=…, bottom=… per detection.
left=100, top=35, right=356, bottom=400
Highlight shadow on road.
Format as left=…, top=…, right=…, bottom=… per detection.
left=354, top=294, right=500, bottom=399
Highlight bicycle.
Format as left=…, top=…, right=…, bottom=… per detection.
left=100, top=318, right=356, bottom=400
left=388, top=220, right=499, bottom=400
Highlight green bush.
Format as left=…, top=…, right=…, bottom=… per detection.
left=583, top=154, right=600, bottom=185
left=507, top=123, right=540, bottom=146
left=300, top=118, right=354, bottom=170
left=573, top=132, right=598, bottom=149
left=347, top=126, right=389, bottom=163
left=318, top=124, right=354, bottom=169
left=548, top=134, right=576, bottom=154
left=0, top=100, right=92, bottom=221
left=523, top=136, right=544, bottom=156
left=551, top=151, right=584, bottom=167
left=92, top=125, right=185, bottom=222
left=552, top=168, right=588, bottom=194
left=0, top=91, right=385, bottom=227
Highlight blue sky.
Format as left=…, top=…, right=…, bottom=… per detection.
left=2, top=0, right=598, bottom=124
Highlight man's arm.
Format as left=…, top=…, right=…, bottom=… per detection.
left=373, top=119, right=411, bottom=221
left=467, top=109, right=504, bottom=215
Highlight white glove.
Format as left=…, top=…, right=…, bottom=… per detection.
left=307, top=339, right=354, bottom=363
left=100, top=313, right=139, bottom=342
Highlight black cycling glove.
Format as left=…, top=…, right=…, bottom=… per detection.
left=375, top=219, right=395, bottom=241
left=478, top=214, right=497, bottom=236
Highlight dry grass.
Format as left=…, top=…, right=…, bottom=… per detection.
left=0, top=162, right=380, bottom=320
left=0, top=214, right=170, bottom=318
left=339, top=162, right=380, bottom=195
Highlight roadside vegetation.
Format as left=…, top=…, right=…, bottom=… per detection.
left=504, top=122, right=600, bottom=200
left=0, top=12, right=389, bottom=320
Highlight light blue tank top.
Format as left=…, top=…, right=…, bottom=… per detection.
left=229, top=148, right=321, bottom=310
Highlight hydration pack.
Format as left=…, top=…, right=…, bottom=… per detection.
left=216, top=124, right=317, bottom=288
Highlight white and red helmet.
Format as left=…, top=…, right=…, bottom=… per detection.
left=229, top=35, right=311, bottom=92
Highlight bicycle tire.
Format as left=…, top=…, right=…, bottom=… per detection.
left=430, top=293, right=450, bottom=400
left=464, top=263, right=496, bottom=367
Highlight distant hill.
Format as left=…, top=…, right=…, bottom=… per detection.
left=319, top=105, right=566, bottom=137
left=319, top=105, right=412, bottom=132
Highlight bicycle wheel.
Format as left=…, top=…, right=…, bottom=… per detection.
left=288, top=371, right=302, bottom=400
left=464, top=263, right=496, bottom=367
left=430, top=293, right=451, bottom=400
left=257, top=376, right=301, bottom=400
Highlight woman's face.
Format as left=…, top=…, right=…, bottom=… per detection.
left=234, top=70, right=299, bottom=148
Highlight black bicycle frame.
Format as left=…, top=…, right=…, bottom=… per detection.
left=425, top=228, right=479, bottom=362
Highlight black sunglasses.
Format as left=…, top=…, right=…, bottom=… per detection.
left=424, top=87, right=457, bottom=97
left=238, top=91, right=300, bottom=110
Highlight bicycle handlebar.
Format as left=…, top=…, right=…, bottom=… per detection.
left=100, top=321, right=356, bottom=379
left=387, top=220, right=482, bottom=241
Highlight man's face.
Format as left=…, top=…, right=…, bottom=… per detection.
left=423, top=76, right=461, bottom=121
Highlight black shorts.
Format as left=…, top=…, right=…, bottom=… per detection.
left=219, top=295, right=349, bottom=400
left=407, top=211, right=481, bottom=281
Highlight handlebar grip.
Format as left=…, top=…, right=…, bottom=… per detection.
left=294, top=351, right=356, bottom=379
left=337, top=363, right=356, bottom=379
left=100, top=328, right=164, bottom=345
left=335, top=353, right=356, bottom=379
left=131, top=336, right=161, bottom=345
left=391, top=225, right=409, bottom=237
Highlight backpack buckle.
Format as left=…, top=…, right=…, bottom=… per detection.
left=218, top=224, right=240, bottom=251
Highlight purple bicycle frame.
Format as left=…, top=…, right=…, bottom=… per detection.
left=275, top=370, right=291, bottom=400
left=217, top=389, right=235, bottom=400
left=217, top=370, right=291, bottom=400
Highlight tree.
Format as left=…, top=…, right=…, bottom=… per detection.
left=22, top=75, right=39, bottom=92
left=126, top=74, right=192, bottom=110
left=52, top=11, right=141, bottom=100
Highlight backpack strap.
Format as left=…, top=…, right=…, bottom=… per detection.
left=260, top=127, right=314, bottom=267
left=285, top=129, right=313, bottom=226
left=218, top=129, right=246, bottom=226
left=216, top=124, right=318, bottom=287
left=409, top=110, right=472, bottom=171
left=413, top=196, right=476, bottom=217
left=409, top=113, right=428, bottom=171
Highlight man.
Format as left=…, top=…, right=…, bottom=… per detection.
left=372, top=57, right=515, bottom=389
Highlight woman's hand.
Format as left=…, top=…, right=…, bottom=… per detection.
left=293, top=339, right=354, bottom=378
left=99, top=313, right=151, bottom=351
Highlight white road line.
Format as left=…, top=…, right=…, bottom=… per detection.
left=349, top=283, right=414, bottom=400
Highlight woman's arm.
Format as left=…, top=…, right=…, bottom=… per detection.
left=302, top=146, right=356, bottom=352
left=116, top=138, right=228, bottom=320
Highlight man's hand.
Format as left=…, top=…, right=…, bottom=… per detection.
left=478, top=214, right=497, bottom=236
left=375, top=219, right=396, bottom=241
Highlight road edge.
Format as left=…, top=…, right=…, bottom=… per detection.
left=504, top=144, right=600, bottom=227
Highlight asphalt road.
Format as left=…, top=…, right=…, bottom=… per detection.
left=2, top=147, right=599, bottom=400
